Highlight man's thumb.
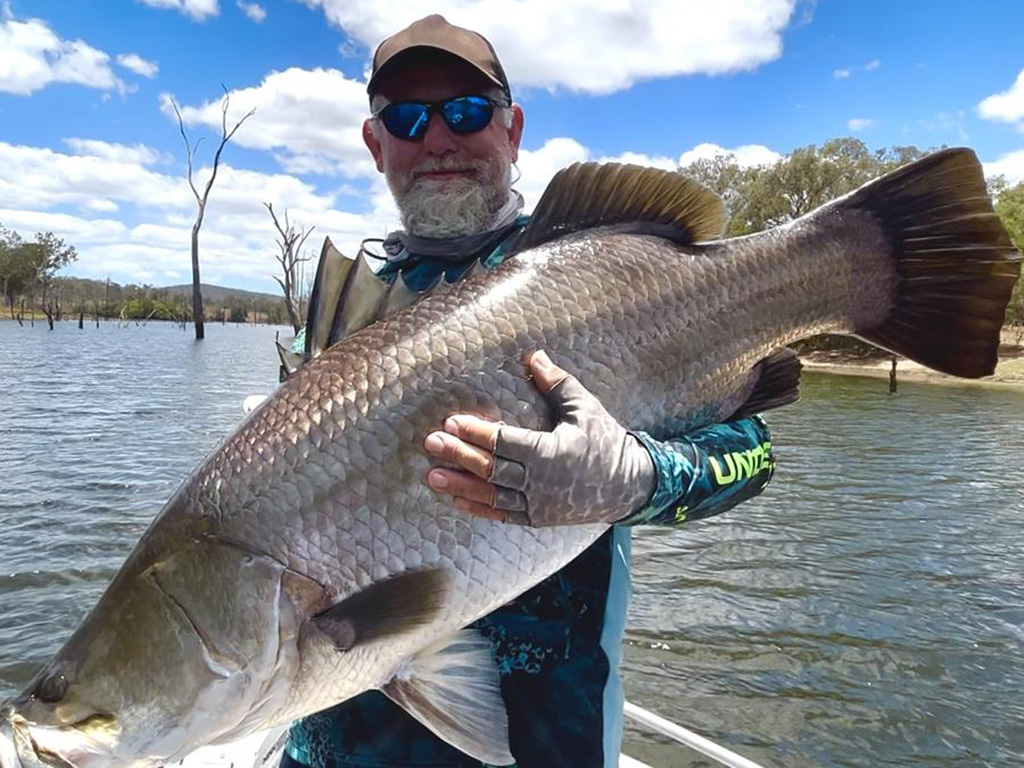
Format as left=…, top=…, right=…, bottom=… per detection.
left=527, top=350, right=570, bottom=393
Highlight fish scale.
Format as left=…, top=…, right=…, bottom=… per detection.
left=1, top=152, right=1018, bottom=768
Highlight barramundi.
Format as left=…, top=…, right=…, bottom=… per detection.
left=1, top=149, right=1019, bottom=768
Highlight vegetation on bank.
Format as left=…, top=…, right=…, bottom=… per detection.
left=0, top=243, right=289, bottom=328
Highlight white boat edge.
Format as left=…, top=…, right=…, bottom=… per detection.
left=169, top=732, right=656, bottom=768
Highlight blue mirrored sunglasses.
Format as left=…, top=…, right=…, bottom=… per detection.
left=374, top=95, right=508, bottom=141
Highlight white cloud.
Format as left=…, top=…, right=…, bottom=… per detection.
left=678, top=142, right=781, bottom=168
left=63, top=138, right=169, bottom=166
left=0, top=12, right=126, bottom=95
left=163, top=68, right=373, bottom=177
left=515, top=138, right=590, bottom=211
left=132, top=0, right=218, bottom=21
left=0, top=141, right=187, bottom=212
left=302, top=0, right=798, bottom=95
left=978, top=69, right=1024, bottom=129
left=0, top=138, right=397, bottom=288
left=847, top=118, right=873, bottom=132
left=237, top=1, right=266, bottom=22
left=86, top=199, right=120, bottom=213
left=834, top=60, right=879, bottom=80
left=919, top=110, right=968, bottom=142
left=116, top=53, right=159, bottom=78
left=984, top=148, right=1024, bottom=185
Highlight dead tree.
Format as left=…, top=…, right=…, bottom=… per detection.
left=264, top=203, right=314, bottom=334
left=171, top=89, right=255, bottom=340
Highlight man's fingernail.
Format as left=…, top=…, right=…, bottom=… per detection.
left=425, top=433, right=445, bottom=454
left=427, top=470, right=448, bottom=490
left=444, top=416, right=461, bottom=433
left=533, top=350, right=552, bottom=370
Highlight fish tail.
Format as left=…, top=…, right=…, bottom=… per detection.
left=838, top=148, right=1021, bottom=378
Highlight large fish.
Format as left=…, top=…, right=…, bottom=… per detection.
left=0, top=150, right=1019, bottom=768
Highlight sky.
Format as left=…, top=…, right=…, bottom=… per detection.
left=1, top=0, right=1024, bottom=293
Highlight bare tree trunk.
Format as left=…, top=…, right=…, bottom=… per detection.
left=191, top=224, right=204, bottom=339
left=78, top=312, right=84, bottom=329
left=171, top=91, right=255, bottom=342
left=265, top=202, right=313, bottom=334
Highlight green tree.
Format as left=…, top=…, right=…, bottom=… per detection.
left=689, top=138, right=930, bottom=236
left=27, top=232, right=78, bottom=327
left=994, top=181, right=1024, bottom=326
left=0, top=226, right=31, bottom=316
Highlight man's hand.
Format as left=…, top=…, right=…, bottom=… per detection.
left=424, top=350, right=656, bottom=526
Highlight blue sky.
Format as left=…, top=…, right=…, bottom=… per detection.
left=2, top=0, right=1023, bottom=293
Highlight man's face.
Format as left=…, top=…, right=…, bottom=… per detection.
left=363, top=55, right=524, bottom=238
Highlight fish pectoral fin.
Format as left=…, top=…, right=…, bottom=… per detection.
left=312, top=569, right=450, bottom=651
left=730, top=347, right=803, bottom=420
left=382, top=630, right=514, bottom=766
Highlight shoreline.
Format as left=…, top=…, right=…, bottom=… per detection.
left=801, top=350, right=1024, bottom=391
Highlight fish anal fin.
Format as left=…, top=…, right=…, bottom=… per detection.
left=512, top=162, right=727, bottom=254
left=312, top=569, right=449, bottom=651
left=383, top=630, right=513, bottom=766
left=730, top=348, right=802, bottom=420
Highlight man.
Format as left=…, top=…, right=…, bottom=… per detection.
left=282, top=15, right=774, bottom=768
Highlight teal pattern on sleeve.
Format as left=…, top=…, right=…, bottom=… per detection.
left=623, top=416, right=774, bottom=526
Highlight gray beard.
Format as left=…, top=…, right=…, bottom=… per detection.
left=391, top=162, right=511, bottom=239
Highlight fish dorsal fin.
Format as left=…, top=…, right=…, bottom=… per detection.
left=304, top=237, right=356, bottom=361
left=513, top=162, right=727, bottom=253
left=383, top=630, right=513, bottom=766
left=729, top=348, right=803, bottom=421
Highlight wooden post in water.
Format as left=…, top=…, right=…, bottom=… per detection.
left=78, top=311, right=84, bottom=329
left=889, top=356, right=898, bottom=394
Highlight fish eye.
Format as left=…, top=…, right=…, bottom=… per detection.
left=33, top=673, right=68, bottom=703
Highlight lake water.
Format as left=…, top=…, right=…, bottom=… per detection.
left=1, top=320, right=1022, bottom=767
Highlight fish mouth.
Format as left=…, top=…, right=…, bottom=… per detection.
left=0, top=713, right=120, bottom=768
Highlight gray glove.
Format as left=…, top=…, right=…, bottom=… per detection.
left=487, top=375, right=656, bottom=526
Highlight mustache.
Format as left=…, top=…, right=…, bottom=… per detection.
left=411, top=157, right=488, bottom=177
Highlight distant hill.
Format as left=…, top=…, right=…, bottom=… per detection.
left=161, top=283, right=284, bottom=304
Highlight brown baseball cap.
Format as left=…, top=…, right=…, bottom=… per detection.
left=367, top=15, right=511, bottom=103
